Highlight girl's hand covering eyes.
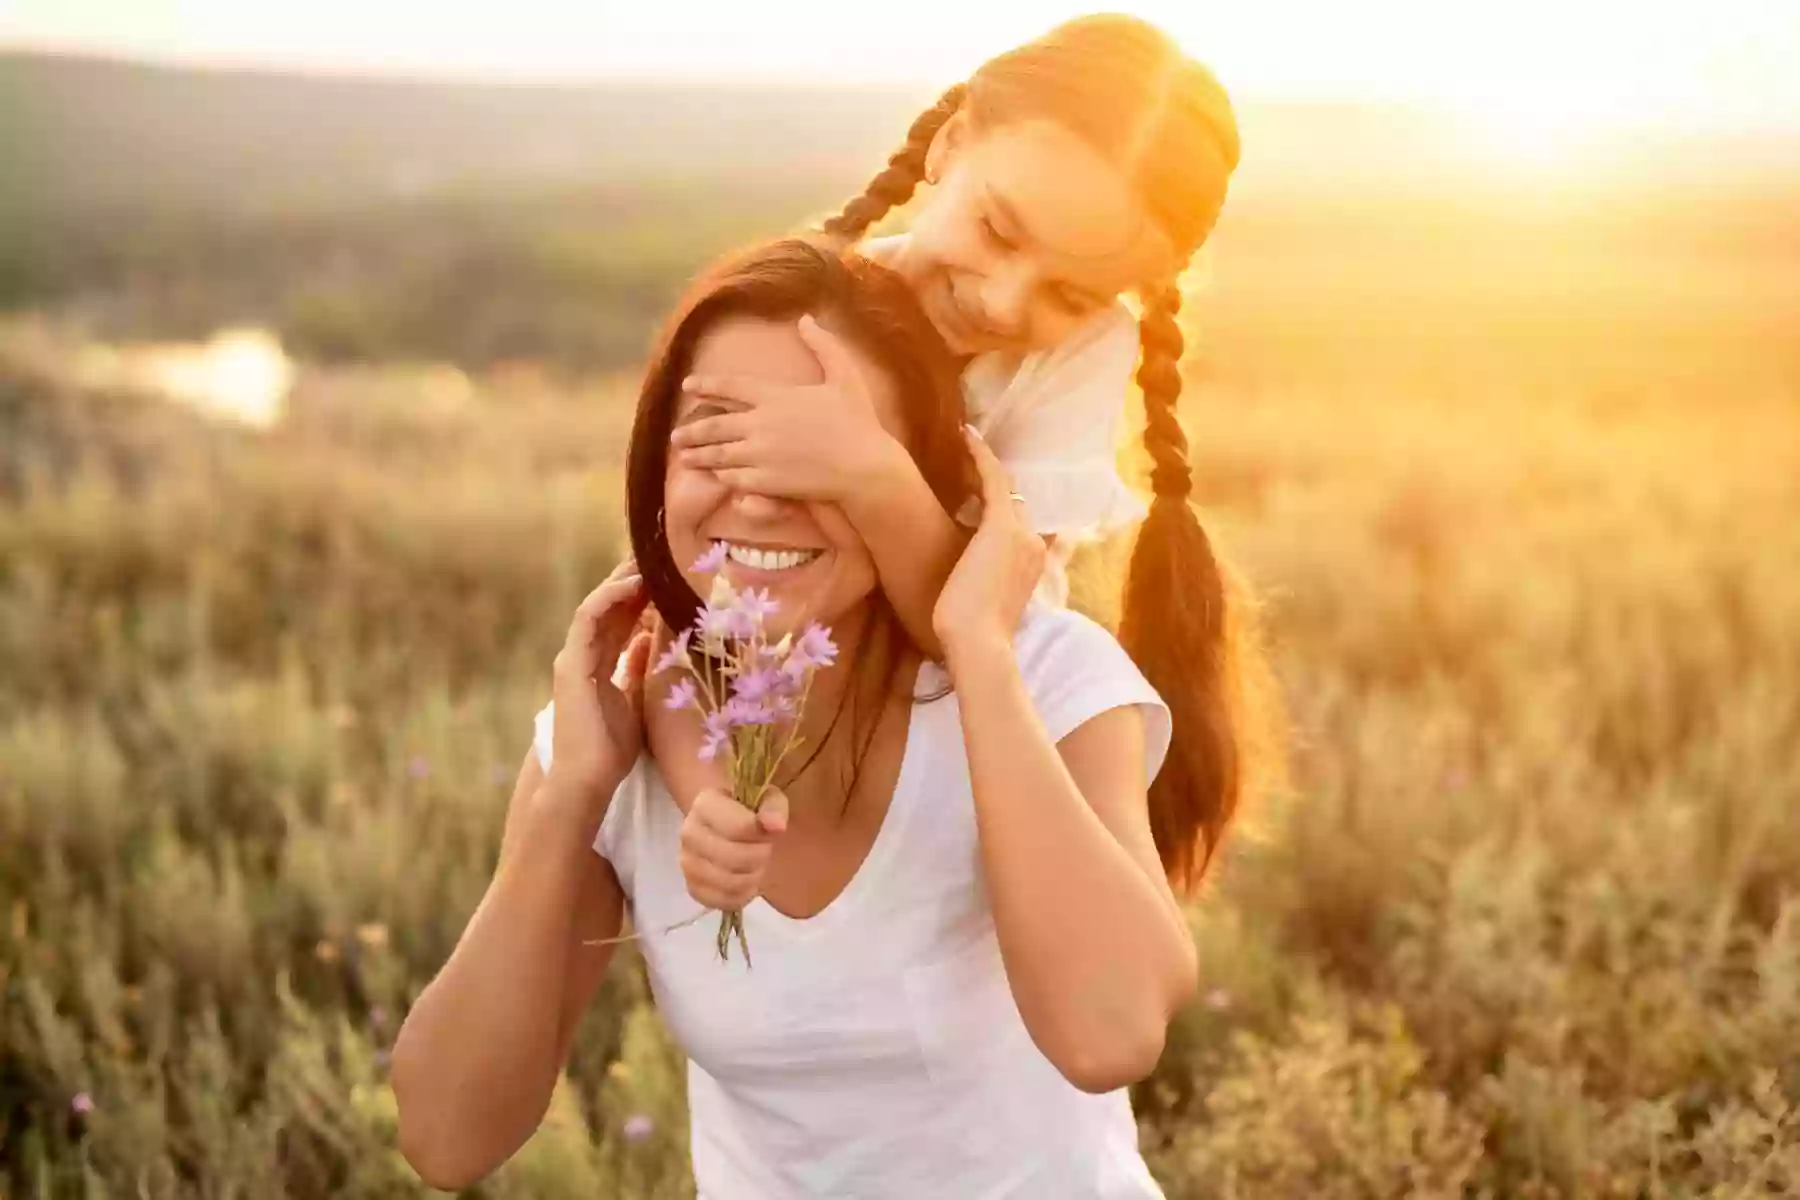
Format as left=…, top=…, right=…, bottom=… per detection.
left=670, top=315, right=905, bottom=503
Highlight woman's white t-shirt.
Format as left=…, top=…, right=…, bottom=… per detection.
left=532, top=605, right=1173, bottom=1199
left=866, top=236, right=1147, bottom=607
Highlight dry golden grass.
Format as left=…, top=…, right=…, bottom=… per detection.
left=2, top=262, right=1796, bottom=1196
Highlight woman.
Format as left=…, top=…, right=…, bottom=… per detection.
left=391, top=239, right=1265, bottom=1197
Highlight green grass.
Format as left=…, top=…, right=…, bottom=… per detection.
left=2, top=289, right=1797, bottom=1196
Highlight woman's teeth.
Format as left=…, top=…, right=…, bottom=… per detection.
left=725, top=543, right=821, bottom=572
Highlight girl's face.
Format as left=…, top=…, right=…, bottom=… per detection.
left=888, top=115, right=1181, bottom=358
left=664, top=314, right=902, bottom=638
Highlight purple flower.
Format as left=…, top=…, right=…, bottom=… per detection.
left=692, top=542, right=729, bottom=574
left=406, top=755, right=430, bottom=780
left=732, top=666, right=781, bottom=703
left=730, top=587, right=779, bottom=630
left=654, top=628, right=693, bottom=675
left=622, top=1112, right=655, bottom=1143
left=71, top=1092, right=94, bottom=1116
left=697, top=603, right=740, bottom=644
left=699, top=709, right=733, bottom=762
left=724, top=695, right=777, bottom=727
left=664, top=677, right=699, bottom=711
left=782, top=622, right=839, bottom=679
left=799, top=623, right=837, bottom=668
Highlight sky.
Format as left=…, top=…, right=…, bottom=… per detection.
left=5, top=0, right=1799, bottom=134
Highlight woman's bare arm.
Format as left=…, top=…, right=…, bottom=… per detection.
left=391, top=754, right=623, bottom=1190
left=947, top=645, right=1197, bottom=1094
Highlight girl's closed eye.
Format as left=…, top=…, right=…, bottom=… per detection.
left=974, top=213, right=1103, bottom=317
left=977, top=214, right=1015, bottom=252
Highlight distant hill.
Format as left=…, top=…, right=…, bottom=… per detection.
left=2, top=52, right=1796, bottom=371
left=0, top=52, right=927, bottom=220
left=12, top=50, right=1795, bottom=222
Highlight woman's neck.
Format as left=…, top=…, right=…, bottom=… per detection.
left=774, top=602, right=918, bottom=801
left=787, top=601, right=877, bottom=744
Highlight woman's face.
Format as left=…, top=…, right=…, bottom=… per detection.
left=663, top=314, right=903, bottom=638
left=887, top=115, right=1179, bottom=359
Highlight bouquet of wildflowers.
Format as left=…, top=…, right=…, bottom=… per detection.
left=654, top=541, right=837, bottom=964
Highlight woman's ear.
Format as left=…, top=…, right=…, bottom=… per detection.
left=924, top=110, right=970, bottom=186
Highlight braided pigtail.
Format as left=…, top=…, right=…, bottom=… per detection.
left=1118, top=283, right=1247, bottom=890
left=820, top=84, right=966, bottom=242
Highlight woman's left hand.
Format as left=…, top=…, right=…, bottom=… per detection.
left=670, top=314, right=902, bottom=503
left=933, top=428, right=1044, bottom=657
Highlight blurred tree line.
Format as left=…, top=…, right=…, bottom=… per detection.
left=0, top=181, right=838, bottom=372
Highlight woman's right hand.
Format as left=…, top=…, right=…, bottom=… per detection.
left=678, top=786, right=789, bottom=910
left=545, top=559, right=653, bottom=814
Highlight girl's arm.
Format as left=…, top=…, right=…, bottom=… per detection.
left=934, top=430, right=1195, bottom=1095
left=839, top=436, right=966, bottom=658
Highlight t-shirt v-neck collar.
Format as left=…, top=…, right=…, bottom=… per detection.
left=743, top=664, right=935, bottom=941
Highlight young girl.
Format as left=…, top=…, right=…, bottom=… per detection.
left=660, top=13, right=1244, bottom=874
left=392, top=237, right=1263, bottom=1197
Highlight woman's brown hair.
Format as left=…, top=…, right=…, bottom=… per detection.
left=823, top=14, right=1264, bottom=890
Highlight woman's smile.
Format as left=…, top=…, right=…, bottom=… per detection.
left=721, top=541, right=823, bottom=573
left=714, top=538, right=829, bottom=591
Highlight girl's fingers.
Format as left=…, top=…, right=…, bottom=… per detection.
left=796, top=313, right=858, bottom=384
left=681, top=374, right=790, bottom=409
left=712, top=467, right=779, bottom=495
left=670, top=413, right=751, bottom=450
left=680, top=441, right=754, bottom=471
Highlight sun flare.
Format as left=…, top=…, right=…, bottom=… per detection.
left=1451, top=91, right=1642, bottom=165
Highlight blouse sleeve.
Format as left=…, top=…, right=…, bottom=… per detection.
left=976, top=305, right=1147, bottom=540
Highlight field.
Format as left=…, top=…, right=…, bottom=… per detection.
left=3, top=52, right=1800, bottom=1198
